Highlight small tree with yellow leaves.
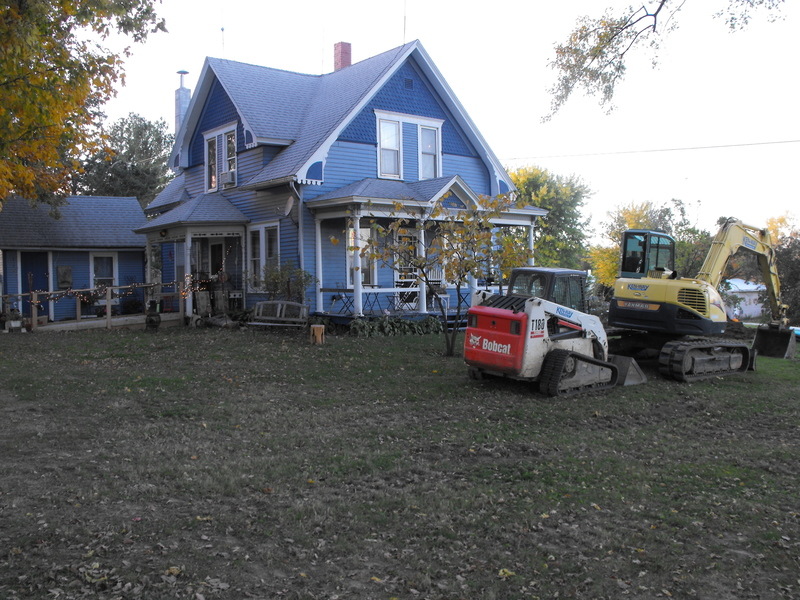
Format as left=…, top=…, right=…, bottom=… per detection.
left=361, top=194, right=534, bottom=357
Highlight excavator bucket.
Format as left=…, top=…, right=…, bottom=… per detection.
left=608, top=355, right=648, bottom=386
left=752, top=324, right=796, bottom=359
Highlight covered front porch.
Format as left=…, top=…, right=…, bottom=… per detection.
left=135, top=192, right=249, bottom=317
left=306, top=176, right=545, bottom=317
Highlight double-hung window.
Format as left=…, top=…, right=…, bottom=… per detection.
left=206, top=138, right=217, bottom=190
left=375, top=110, right=443, bottom=182
left=90, top=253, right=118, bottom=304
left=205, top=124, right=237, bottom=191
left=225, top=131, right=236, bottom=173
left=419, top=126, right=440, bottom=180
left=248, top=223, right=279, bottom=289
left=379, top=119, right=401, bottom=179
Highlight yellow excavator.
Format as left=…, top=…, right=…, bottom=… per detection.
left=608, top=218, right=795, bottom=381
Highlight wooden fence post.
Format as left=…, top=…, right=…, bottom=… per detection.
left=30, top=292, right=37, bottom=331
left=179, top=281, right=185, bottom=323
left=106, top=287, right=113, bottom=329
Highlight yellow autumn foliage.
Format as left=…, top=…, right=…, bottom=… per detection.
left=0, top=0, right=165, bottom=206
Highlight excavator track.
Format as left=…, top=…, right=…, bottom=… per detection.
left=539, top=349, right=619, bottom=397
left=658, top=339, right=750, bottom=382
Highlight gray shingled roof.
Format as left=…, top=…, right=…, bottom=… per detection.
left=145, top=173, right=189, bottom=215
left=308, top=177, right=457, bottom=204
left=0, top=196, right=146, bottom=249
left=136, top=192, right=248, bottom=233
left=206, top=58, right=319, bottom=143
left=201, top=42, right=416, bottom=188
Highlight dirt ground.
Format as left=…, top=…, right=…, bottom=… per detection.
left=1, top=328, right=798, bottom=599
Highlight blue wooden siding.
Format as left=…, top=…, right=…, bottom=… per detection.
left=339, top=60, right=477, bottom=158
left=306, top=58, right=493, bottom=197
left=443, top=154, right=491, bottom=196
left=119, top=251, right=145, bottom=285
left=230, top=178, right=289, bottom=223
left=305, top=141, right=374, bottom=200
left=3, top=250, right=18, bottom=295
left=402, top=122, right=418, bottom=182
left=161, top=242, right=176, bottom=288
left=189, top=78, right=241, bottom=168
left=319, top=218, right=348, bottom=285
left=51, top=252, right=88, bottom=320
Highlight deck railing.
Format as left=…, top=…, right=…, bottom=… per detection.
left=1, top=282, right=185, bottom=331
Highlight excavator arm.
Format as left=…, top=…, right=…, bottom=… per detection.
left=696, top=218, right=788, bottom=324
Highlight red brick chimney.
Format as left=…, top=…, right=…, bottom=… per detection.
left=334, top=42, right=351, bottom=71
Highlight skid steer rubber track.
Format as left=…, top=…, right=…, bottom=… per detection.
left=658, top=339, right=751, bottom=382
left=539, top=349, right=619, bottom=397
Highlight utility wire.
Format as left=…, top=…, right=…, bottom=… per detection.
left=509, top=138, right=800, bottom=161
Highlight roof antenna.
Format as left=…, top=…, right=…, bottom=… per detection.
left=403, top=0, right=407, bottom=43
left=221, top=27, right=225, bottom=57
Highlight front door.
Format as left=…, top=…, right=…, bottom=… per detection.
left=210, top=241, right=224, bottom=278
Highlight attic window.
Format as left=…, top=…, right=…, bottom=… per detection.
left=206, top=139, right=217, bottom=190
left=204, top=123, right=238, bottom=191
left=404, top=78, right=414, bottom=90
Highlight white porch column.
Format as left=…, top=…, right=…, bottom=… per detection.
left=184, top=232, right=193, bottom=317
left=352, top=209, right=363, bottom=316
left=417, top=222, right=427, bottom=314
left=528, top=219, right=535, bottom=266
left=468, top=273, right=478, bottom=306
left=315, top=216, right=323, bottom=312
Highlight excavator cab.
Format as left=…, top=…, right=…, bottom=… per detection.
left=620, top=230, right=676, bottom=279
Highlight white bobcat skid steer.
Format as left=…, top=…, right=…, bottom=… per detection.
left=464, top=292, right=625, bottom=396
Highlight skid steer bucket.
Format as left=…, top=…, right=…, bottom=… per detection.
left=608, top=355, right=648, bottom=386
left=752, top=325, right=796, bottom=359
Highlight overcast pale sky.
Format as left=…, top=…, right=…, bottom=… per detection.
left=105, top=0, right=800, bottom=243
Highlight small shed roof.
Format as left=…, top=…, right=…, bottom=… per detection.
left=0, top=196, right=147, bottom=250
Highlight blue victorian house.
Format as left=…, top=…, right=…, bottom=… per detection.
left=137, top=41, right=544, bottom=316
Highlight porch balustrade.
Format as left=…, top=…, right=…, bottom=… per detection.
left=1, top=282, right=185, bottom=331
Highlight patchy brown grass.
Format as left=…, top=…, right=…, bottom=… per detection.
left=0, top=328, right=799, bottom=599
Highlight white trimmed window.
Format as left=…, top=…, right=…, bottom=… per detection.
left=419, top=126, right=440, bottom=180
left=248, top=222, right=279, bottom=289
left=204, top=123, right=237, bottom=191
left=90, top=252, right=119, bottom=304
left=225, top=131, right=236, bottom=174
left=379, top=119, right=401, bottom=179
left=347, top=226, right=377, bottom=287
left=375, top=110, right=443, bottom=181
left=206, top=138, right=217, bottom=190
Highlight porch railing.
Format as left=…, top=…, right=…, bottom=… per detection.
left=319, top=283, right=473, bottom=316
left=1, top=282, right=185, bottom=331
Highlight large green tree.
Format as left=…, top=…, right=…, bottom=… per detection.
left=774, top=233, right=800, bottom=321
left=76, top=113, right=173, bottom=208
left=548, top=0, right=785, bottom=115
left=509, top=166, right=590, bottom=269
left=0, top=0, right=165, bottom=208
